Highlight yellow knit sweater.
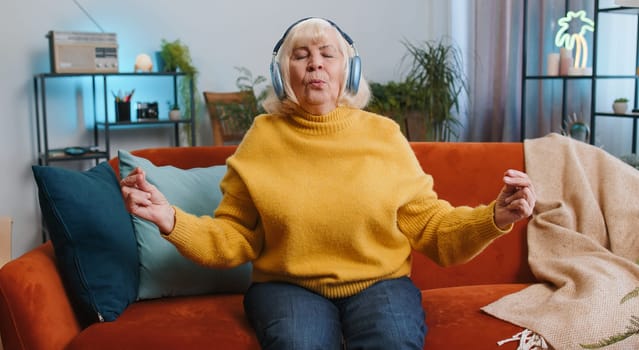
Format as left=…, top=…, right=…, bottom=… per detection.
left=165, top=107, right=510, bottom=298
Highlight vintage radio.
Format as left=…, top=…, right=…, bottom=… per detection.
left=47, top=31, right=119, bottom=73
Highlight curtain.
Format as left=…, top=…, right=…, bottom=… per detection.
left=454, top=0, right=524, bottom=142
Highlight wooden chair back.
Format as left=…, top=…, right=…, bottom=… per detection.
left=203, top=91, right=256, bottom=146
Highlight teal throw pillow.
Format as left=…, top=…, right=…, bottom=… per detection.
left=118, top=150, right=252, bottom=300
left=32, top=162, right=139, bottom=327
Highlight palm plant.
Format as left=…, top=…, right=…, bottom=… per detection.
left=401, top=38, right=469, bottom=141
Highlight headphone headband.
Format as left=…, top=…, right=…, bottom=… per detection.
left=271, top=17, right=355, bottom=56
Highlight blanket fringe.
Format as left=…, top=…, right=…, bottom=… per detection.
left=497, top=329, right=549, bottom=350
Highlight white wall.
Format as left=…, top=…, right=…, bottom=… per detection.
left=0, top=0, right=434, bottom=257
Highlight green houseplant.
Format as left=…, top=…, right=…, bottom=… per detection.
left=367, top=80, right=417, bottom=136
left=159, top=39, right=199, bottom=143
left=401, top=38, right=469, bottom=141
left=213, top=67, right=268, bottom=133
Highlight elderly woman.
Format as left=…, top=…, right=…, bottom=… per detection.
left=120, top=18, right=535, bottom=350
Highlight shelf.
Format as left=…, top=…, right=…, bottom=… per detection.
left=35, top=72, right=186, bottom=78
left=598, top=6, right=639, bottom=15
left=525, top=75, right=593, bottom=80
left=595, top=75, right=638, bottom=79
left=595, top=112, right=639, bottom=118
left=96, top=119, right=192, bottom=127
left=40, top=148, right=109, bottom=163
left=525, top=75, right=637, bottom=80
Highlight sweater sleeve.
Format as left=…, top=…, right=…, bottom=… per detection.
left=162, top=167, right=263, bottom=268
left=385, top=133, right=510, bottom=266
left=398, top=196, right=511, bottom=267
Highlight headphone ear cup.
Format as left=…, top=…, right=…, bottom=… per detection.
left=270, top=61, right=285, bottom=99
left=348, top=55, right=361, bottom=94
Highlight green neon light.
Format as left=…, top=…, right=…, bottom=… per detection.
left=554, top=10, right=595, bottom=69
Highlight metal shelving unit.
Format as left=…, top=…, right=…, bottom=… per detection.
left=33, top=72, right=195, bottom=165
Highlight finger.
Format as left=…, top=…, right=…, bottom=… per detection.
left=120, top=167, right=145, bottom=186
left=120, top=175, right=136, bottom=187
left=504, top=169, right=529, bottom=178
left=121, top=183, right=151, bottom=203
left=128, top=189, right=152, bottom=206
left=133, top=171, right=158, bottom=193
left=505, top=187, right=534, bottom=205
left=507, top=198, right=533, bottom=217
left=123, top=166, right=142, bottom=178
left=501, top=181, right=528, bottom=198
left=503, top=169, right=532, bottom=180
left=504, top=178, right=535, bottom=194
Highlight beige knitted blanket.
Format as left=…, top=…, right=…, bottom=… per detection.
left=482, top=133, right=639, bottom=349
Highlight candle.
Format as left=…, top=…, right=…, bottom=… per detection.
left=547, top=53, right=560, bottom=76
left=559, top=48, right=573, bottom=76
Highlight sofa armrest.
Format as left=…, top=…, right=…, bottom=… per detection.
left=0, top=242, right=81, bottom=350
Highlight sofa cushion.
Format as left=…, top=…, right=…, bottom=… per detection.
left=118, top=150, right=252, bottom=300
left=32, top=162, right=139, bottom=326
left=66, top=294, right=259, bottom=350
left=421, top=283, right=529, bottom=349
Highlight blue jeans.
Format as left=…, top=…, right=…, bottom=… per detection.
left=243, top=277, right=426, bottom=350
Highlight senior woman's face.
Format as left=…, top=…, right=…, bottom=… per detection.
left=288, top=28, right=346, bottom=115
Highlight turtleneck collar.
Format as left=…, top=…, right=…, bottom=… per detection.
left=288, top=106, right=357, bottom=135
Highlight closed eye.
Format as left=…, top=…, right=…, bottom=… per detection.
left=319, top=45, right=339, bottom=58
left=292, top=48, right=310, bottom=60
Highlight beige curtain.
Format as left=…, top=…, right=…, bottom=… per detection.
left=458, top=0, right=524, bottom=142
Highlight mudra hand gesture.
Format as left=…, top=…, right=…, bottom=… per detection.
left=494, top=169, right=536, bottom=229
left=120, top=167, right=175, bottom=234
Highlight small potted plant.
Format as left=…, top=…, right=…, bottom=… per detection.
left=613, top=97, right=629, bottom=114
left=167, top=101, right=181, bottom=121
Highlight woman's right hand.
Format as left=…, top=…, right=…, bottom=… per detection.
left=120, top=167, right=176, bottom=234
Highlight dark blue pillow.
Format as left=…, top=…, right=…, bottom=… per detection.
left=32, top=162, right=138, bottom=327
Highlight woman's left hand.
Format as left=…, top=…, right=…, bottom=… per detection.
left=494, top=169, right=536, bottom=230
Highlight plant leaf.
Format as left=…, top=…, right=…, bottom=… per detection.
left=621, top=287, right=639, bottom=304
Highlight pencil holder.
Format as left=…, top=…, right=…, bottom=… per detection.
left=115, top=101, right=131, bottom=122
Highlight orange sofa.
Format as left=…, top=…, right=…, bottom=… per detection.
left=0, top=143, right=535, bottom=350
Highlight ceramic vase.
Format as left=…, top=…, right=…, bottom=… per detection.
left=613, top=102, right=628, bottom=114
